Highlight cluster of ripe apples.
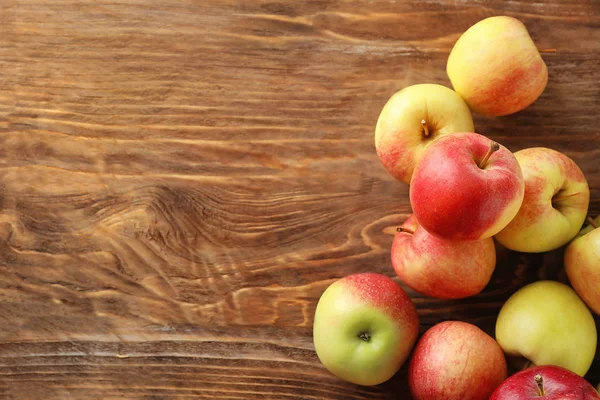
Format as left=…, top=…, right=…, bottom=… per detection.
left=312, top=16, right=600, bottom=400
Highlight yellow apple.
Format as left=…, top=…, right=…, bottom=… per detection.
left=374, top=84, right=474, bottom=184
left=447, top=16, right=548, bottom=116
left=565, top=216, right=600, bottom=314
left=496, top=280, right=597, bottom=376
left=494, top=148, right=590, bottom=252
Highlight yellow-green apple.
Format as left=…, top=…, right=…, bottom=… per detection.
left=410, top=132, right=524, bottom=241
left=409, top=321, right=507, bottom=400
left=495, top=148, right=590, bottom=252
left=565, top=216, right=600, bottom=314
left=495, top=280, right=597, bottom=376
left=490, top=365, right=600, bottom=400
left=374, top=84, right=474, bottom=184
left=391, top=214, right=496, bottom=299
left=447, top=16, right=548, bottom=116
left=313, top=273, right=419, bottom=386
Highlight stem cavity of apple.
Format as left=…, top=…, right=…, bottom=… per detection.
left=358, top=331, right=371, bottom=342
left=478, top=141, right=500, bottom=169
left=421, top=119, right=430, bottom=137
left=552, top=191, right=580, bottom=204
left=588, top=216, right=599, bottom=229
left=534, top=375, right=545, bottom=396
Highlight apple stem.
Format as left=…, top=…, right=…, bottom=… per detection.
left=478, top=141, right=500, bottom=169
left=534, top=375, right=545, bottom=396
left=421, top=119, right=430, bottom=137
left=552, top=191, right=580, bottom=203
left=397, top=227, right=415, bottom=235
left=537, top=48, right=557, bottom=53
left=588, top=216, right=599, bottom=229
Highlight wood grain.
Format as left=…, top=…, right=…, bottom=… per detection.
left=0, top=1, right=599, bottom=398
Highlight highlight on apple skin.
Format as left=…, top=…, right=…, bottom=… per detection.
left=391, top=214, right=496, bottom=299
left=565, top=216, right=600, bottom=315
left=408, top=321, right=507, bottom=400
left=447, top=16, right=548, bottom=117
left=490, top=365, right=600, bottom=400
left=495, top=280, right=597, bottom=377
left=374, top=83, right=474, bottom=184
left=494, top=147, right=590, bottom=253
left=312, top=273, right=419, bottom=386
left=410, top=132, right=524, bottom=241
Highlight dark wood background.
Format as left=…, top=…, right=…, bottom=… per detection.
left=0, top=1, right=598, bottom=399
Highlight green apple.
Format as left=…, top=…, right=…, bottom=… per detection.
left=565, top=216, right=600, bottom=314
left=313, top=273, right=419, bottom=386
left=496, top=280, right=597, bottom=376
left=495, top=148, right=590, bottom=252
left=375, top=83, right=474, bottom=184
left=447, top=16, right=548, bottom=116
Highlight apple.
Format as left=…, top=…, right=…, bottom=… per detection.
left=391, top=214, right=496, bottom=299
left=410, top=132, right=524, bottom=241
left=312, top=272, right=419, bottom=386
left=494, top=148, right=590, bottom=252
left=566, top=215, right=600, bottom=314
left=374, top=83, right=474, bottom=184
left=490, top=365, right=600, bottom=399
left=447, top=16, right=548, bottom=116
left=495, top=280, right=597, bottom=376
left=409, top=321, right=507, bottom=400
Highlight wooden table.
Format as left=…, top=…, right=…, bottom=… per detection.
left=0, top=1, right=598, bottom=398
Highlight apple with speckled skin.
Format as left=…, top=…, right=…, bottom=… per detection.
left=447, top=16, right=548, bottom=116
left=496, top=280, right=597, bottom=376
left=391, top=214, right=496, bottom=299
left=410, top=132, right=524, bottom=241
left=409, top=321, right=507, bottom=400
left=313, top=273, right=419, bottom=386
left=375, top=83, right=474, bottom=184
left=495, top=148, right=590, bottom=252
left=490, top=365, right=600, bottom=400
left=566, top=216, right=600, bottom=315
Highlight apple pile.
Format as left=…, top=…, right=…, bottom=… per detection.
left=312, top=15, right=600, bottom=400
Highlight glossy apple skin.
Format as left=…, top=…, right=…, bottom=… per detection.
left=490, top=365, right=600, bottom=399
left=410, top=132, right=524, bottom=241
left=495, top=280, right=597, bottom=376
left=391, top=214, right=496, bottom=299
left=495, top=148, right=590, bottom=252
left=313, top=273, right=419, bottom=386
left=447, top=16, right=548, bottom=116
left=566, top=216, right=600, bottom=314
left=375, top=84, right=474, bottom=184
left=409, top=321, right=507, bottom=400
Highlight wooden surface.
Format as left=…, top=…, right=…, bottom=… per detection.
left=0, top=1, right=599, bottom=398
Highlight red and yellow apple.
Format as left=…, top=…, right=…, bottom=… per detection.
left=313, top=273, right=419, bottom=386
left=410, top=132, right=524, bottom=241
left=375, top=84, right=474, bottom=184
left=490, top=365, right=600, bottom=400
left=565, top=216, right=600, bottom=314
left=495, top=280, right=597, bottom=376
left=391, top=214, right=496, bottom=299
left=495, top=148, right=590, bottom=252
left=447, top=16, right=548, bottom=116
left=409, top=321, right=507, bottom=400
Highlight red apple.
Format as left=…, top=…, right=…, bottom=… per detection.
left=410, top=132, right=524, bottom=241
left=490, top=365, right=600, bottom=399
left=391, top=214, right=496, bottom=299
left=409, top=321, right=507, bottom=400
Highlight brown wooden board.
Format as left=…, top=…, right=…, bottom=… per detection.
left=0, top=1, right=599, bottom=398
